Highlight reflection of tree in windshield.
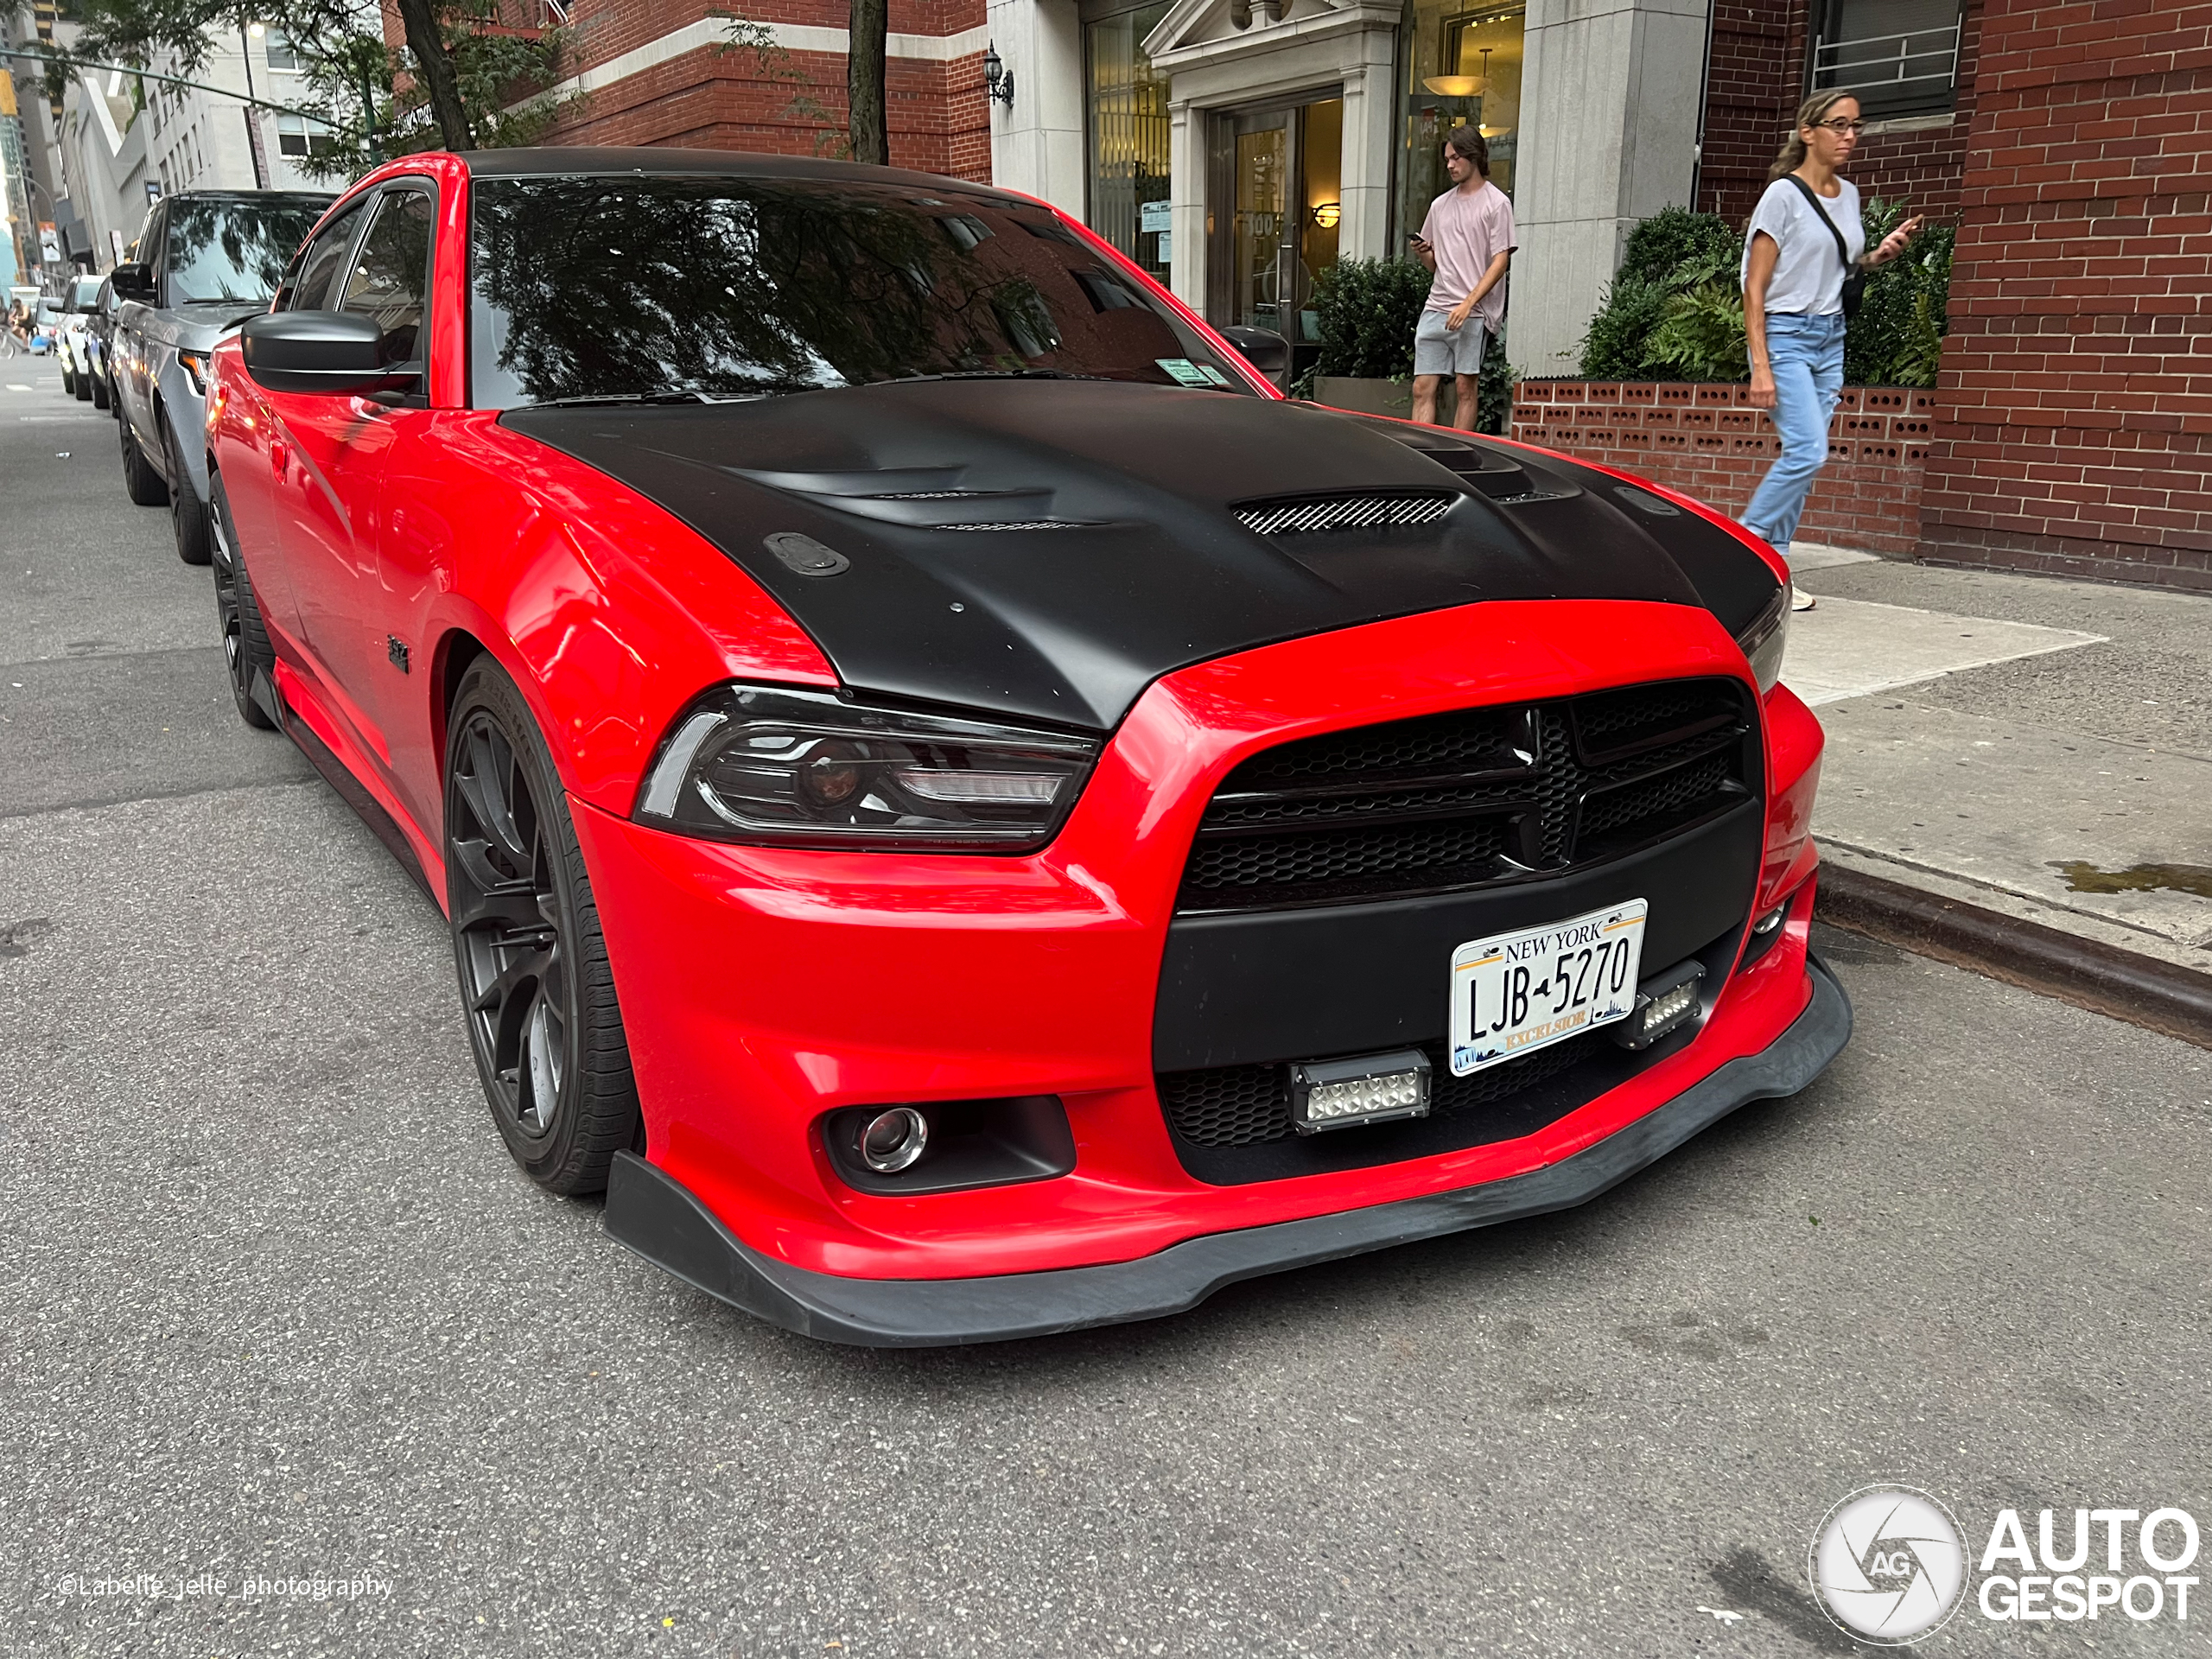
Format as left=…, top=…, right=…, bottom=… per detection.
left=470, top=177, right=1240, bottom=406
left=166, top=197, right=331, bottom=305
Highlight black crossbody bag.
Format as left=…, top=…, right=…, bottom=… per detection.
left=1784, top=175, right=1865, bottom=320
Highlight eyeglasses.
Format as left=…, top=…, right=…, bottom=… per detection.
left=1814, top=118, right=1868, bottom=135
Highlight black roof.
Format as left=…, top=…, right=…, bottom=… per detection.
left=454, top=145, right=1027, bottom=204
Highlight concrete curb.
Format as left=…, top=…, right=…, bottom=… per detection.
left=1815, top=864, right=2212, bottom=1051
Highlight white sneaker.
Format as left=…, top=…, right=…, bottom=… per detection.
left=1790, top=586, right=1817, bottom=613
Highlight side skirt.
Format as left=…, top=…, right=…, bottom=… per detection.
left=271, top=666, right=441, bottom=908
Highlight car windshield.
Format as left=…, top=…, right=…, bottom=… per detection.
left=166, top=196, right=332, bottom=305
left=469, top=175, right=1254, bottom=409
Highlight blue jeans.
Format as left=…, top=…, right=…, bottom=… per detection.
left=1741, top=311, right=1846, bottom=552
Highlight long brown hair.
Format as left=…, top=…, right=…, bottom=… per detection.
left=1768, top=90, right=1858, bottom=182
left=1446, top=124, right=1491, bottom=180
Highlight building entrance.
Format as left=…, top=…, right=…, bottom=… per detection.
left=1206, top=95, right=1342, bottom=369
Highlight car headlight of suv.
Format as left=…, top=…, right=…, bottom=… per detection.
left=1734, top=583, right=1789, bottom=696
left=635, top=684, right=1101, bottom=852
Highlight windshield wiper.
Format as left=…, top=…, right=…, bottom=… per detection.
left=886, top=370, right=1113, bottom=385
left=520, top=390, right=718, bottom=410
left=522, top=385, right=823, bottom=410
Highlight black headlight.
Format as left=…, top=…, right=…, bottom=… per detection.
left=1734, top=583, right=1789, bottom=696
left=634, top=684, right=1101, bottom=852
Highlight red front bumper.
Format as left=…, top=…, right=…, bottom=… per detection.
left=573, top=599, right=1834, bottom=1287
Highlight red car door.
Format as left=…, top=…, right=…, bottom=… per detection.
left=226, top=195, right=369, bottom=639
left=260, top=182, right=436, bottom=772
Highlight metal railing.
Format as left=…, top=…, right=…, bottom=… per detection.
left=1811, top=22, right=1961, bottom=93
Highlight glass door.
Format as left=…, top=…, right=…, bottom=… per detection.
left=1208, top=97, right=1345, bottom=372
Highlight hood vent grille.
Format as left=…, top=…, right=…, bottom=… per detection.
left=1235, top=492, right=1457, bottom=537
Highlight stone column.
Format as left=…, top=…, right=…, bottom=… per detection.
left=1337, top=26, right=1398, bottom=265
left=1168, top=98, right=1205, bottom=309
left=1510, top=0, right=1710, bottom=375
left=987, top=0, right=1087, bottom=215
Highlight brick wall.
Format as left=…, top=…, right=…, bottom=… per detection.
left=536, top=0, right=991, bottom=181
left=1698, top=1, right=1980, bottom=228
left=1916, top=0, right=2212, bottom=592
left=1510, top=379, right=1934, bottom=556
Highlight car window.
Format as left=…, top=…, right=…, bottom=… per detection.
left=468, top=175, right=1252, bottom=409
left=287, top=200, right=366, bottom=312
left=163, top=195, right=333, bottom=305
left=339, top=189, right=433, bottom=365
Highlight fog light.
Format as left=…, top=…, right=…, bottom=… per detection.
left=856, top=1106, right=928, bottom=1173
left=1614, top=963, right=1706, bottom=1051
left=1289, top=1049, right=1431, bottom=1135
left=1752, top=903, right=1787, bottom=937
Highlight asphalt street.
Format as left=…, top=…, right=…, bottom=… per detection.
left=2, top=365, right=2208, bottom=1657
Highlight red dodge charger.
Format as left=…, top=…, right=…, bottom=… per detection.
left=205, top=148, right=1846, bottom=1344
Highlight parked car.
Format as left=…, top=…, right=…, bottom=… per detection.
left=31, top=295, right=63, bottom=353
left=83, top=276, right=120, bottom=411
left=109, top=188, right=334, bottom=563
left=55, top=274, right=105, bottom=401
left=207, top=148, right=1845, bottom=1346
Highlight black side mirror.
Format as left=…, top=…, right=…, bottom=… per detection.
left=241, top=310, right=417, bottom=397
left=110, top=262, right=155, bottom=302
left=1221, top=325, right=1290, bottom=378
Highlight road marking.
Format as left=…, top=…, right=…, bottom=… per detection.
left=1782, top=596, right=2103, bottom=706
left=6, top=383, right=32, bottom=391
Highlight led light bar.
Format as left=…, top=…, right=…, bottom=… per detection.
left=1613, top=962, right=1707, bottom=1051
left=1288, top=1048, right=1432, bottom=1135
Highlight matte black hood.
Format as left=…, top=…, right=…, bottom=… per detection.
left=505, top=381, right=1777, bottom=732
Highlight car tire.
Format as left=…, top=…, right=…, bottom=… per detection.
left=208, top=474, right=277, bottom=731
left=120, top=417, right=169, bottom=507
left=172, top=469, right=213, bottom=566
left=90, top=370, right=109, bottom=410
left=60, top=363, right=76, bottom=397
left=74, top=369, right=92, bottom=403
left=445, top=658, right=642, bottom=1195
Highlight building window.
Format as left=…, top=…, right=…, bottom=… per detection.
left=265, top=32, right=300, bottom=73
left=1397, top=1, right=1523, bottom=247
left=276, top=113, right=337, bottom=157
left=1810, top=0, right=1964, bottom=120
left=1084, top=3, right=1172, bottom=271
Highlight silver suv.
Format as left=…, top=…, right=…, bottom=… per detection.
left=109, top=189, right=334, bottom=563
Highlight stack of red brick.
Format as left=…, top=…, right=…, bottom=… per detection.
left=1510, top=380, right=1936, bottom=556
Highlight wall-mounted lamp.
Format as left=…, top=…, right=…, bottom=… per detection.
left=983, top=44, right=1014, bottom=111
left=1309, top=200, right=1341, bottom=230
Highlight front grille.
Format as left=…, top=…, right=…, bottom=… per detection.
left=1178, top=678, right=1754, bottom=913
left=1160, top=1030, right=1601, bottom=1148
left=1235, top=493, right=1457, bottom=537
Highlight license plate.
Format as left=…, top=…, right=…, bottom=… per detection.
left=1447, top=899, right=1649, bottom=1077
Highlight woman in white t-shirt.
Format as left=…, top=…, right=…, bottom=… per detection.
left=1740, top=92, right=1922, bottom=601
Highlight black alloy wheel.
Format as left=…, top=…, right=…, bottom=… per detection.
left=444, top=660, right=640, bottom=1194
left=208, top=475, right=276, bottom=730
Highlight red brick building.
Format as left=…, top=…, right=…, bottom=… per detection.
left=531, top=0, right=990, bottom=181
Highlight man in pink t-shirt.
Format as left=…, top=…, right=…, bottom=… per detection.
left=1410, top=126, right=1516, bottom=429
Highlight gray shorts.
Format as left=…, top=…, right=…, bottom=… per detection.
left=1414, top=309, right=1487, bottom=378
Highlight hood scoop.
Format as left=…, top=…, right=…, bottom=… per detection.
left=729, top=464, right=1100, bottom=531
left=1235, top=491, right=1460, bottom=537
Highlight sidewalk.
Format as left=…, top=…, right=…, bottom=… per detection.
left=1782, top=543, right=2212, bottom=1039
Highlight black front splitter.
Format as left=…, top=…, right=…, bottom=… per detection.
left=603, top=956, right=1852, bottom=1347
